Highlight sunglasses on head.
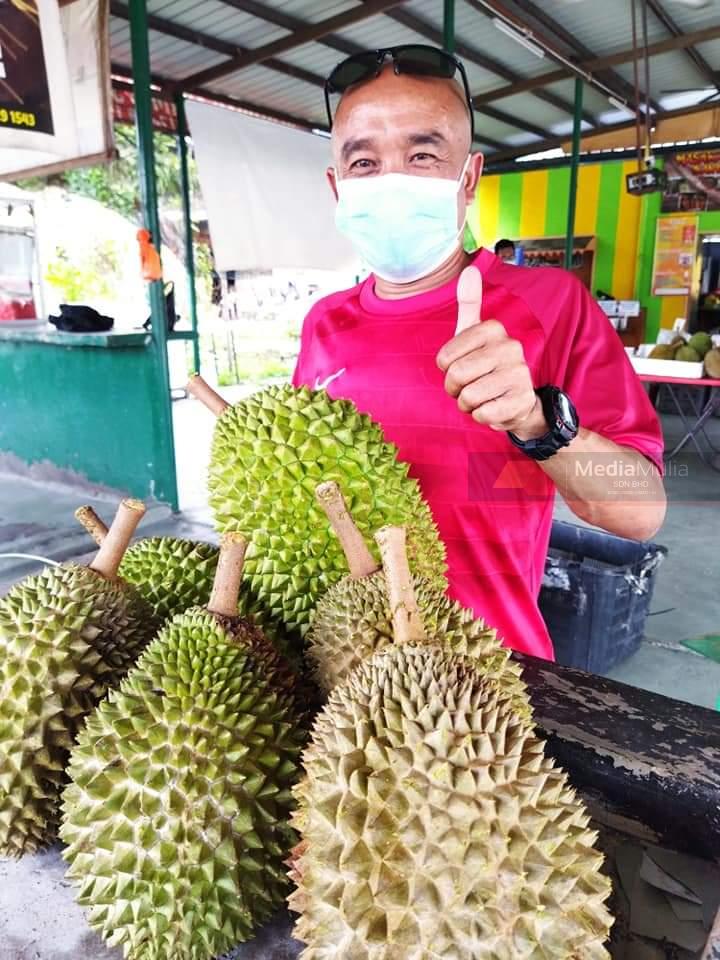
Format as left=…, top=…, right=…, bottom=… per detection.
left=324, top=45, right=475, bottom=140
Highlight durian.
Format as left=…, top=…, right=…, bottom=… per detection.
left=648, top=343, right=676, bottom=360
left=187, top=375, right=446, bottom=640
left=0, top=500, right=157, bottom=857
left=704, top=347, right=720, bottom=379
left=61, top=533, right=306, bottom=960
left=308, top=482, right=528, bottom=717
left=75, top=506, right=295, bottom=663
left=674, top=344, right=701, bottom=363
left=290, top=526, right=613, bottom=959
left=688, top=331, right=712, bottom=358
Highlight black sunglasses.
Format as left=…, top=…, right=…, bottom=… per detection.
left=324, top=45, right=475, bottom=140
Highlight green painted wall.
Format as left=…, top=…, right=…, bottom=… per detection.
left=0, top=335, right=177, bottom=503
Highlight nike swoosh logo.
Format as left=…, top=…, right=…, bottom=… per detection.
left=314, top=368, right=346, bottom=391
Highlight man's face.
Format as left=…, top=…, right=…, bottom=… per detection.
left=496, top=246, right=515, bottom=263
left=327, top=65, right=483, bottom=224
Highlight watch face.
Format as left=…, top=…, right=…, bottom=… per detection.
left=556, top=389, right=577, bottom=431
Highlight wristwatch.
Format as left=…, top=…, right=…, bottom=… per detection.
left=508, top=386, right=579, bottom=461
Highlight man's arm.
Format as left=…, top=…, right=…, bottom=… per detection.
left=511, top=400, right=666, bottom=541
left=437, top=267, right=666, bottom=541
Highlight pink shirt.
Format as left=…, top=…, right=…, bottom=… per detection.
left=293, top=248, right=663, bottom=659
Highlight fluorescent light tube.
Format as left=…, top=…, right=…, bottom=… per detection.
left=608, top=96, right=629, bottom=111
left=492, top=18, right=546, bottom=58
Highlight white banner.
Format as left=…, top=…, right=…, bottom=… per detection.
left=0, top=0, right=112, bottom=180
left=186, top=99, right=358, bottom=273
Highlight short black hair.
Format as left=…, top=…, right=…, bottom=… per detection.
left=494, top=238, right=515, bottom=254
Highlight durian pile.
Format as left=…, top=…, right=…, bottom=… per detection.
left=1, top=377, right=615, bottom=959
left=649, top=331, right=713, bottom=365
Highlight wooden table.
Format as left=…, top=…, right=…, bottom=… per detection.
left=639, top=373, right=720, bottom=470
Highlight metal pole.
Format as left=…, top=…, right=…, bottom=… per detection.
left=443, top=0, right=455, bottom=53
left=564, top=77, right=584, bottom=271
left=129, top=0, right=179, bottom=511
left=175, top=92, right=201, bottom=375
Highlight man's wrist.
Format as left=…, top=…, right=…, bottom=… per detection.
left=506, top=396, right=548, bottom=441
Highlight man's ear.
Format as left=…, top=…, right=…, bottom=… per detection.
left=327, top=166, right=339, bottom=201
left=464, top=153, right=484, bottom=204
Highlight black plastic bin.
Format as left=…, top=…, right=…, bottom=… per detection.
left=538, top=520, right=668, bottom=673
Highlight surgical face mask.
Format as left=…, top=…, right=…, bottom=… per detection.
left=335, top=157, right=471, bottom=284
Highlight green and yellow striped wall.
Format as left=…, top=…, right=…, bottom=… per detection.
left=468, top=159, right=642, bottom=301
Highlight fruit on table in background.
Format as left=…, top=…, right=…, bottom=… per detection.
left=187, top=375, right=447, bottom=644
left=306, top=481, right=528, bottom=716
left=688, top=332, right=712, bottom=358
left=675, top=345, right=702, bottom=363
left=291, top=526, right=613, bottom=959
left=0, top=500, right=157, bottom=857
left=61, top=534, right=305, bottom=960
left=648, top=344, right=676, bottom=360
left=704, top=348, right=720, bottom=379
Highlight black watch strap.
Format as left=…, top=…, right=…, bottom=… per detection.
left=507, top=386, right=579, bottom=461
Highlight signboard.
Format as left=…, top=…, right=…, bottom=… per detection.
left=662, top=150, right=720, bottom=213
left=0, top=0, right=112, bottom=180
left=651, top=215, right=698, bottom=296
left=113, top=88, right=177, bottom=134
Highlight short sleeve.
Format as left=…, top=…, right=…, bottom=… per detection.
left=543, top=276, right=664, bottom=471
left=291, top=308, right=316, bottom=388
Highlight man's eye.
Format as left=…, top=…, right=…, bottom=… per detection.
left=411, top=152, right=436, bottom=162
left=349, top=158, right=375, bottom=170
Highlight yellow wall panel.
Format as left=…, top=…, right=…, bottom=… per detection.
left=660, top=296, right=687, bottom=330
left=611, top=161, right=643, bottom=299
left=518, top=169, right=548, bottom=239
left=472, top=174, right=500, bottom=249
left=574, top=164, right=601, bottom=235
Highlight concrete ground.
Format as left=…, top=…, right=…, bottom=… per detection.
left=0, top=391, right=718, bottom=959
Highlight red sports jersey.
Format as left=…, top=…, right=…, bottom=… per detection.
left=293, top=247, right=663, bottom=658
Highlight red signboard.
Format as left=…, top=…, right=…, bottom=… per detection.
left=112, top=88, right=177, bottom=134
left=662, top=149, right=720, bottom=213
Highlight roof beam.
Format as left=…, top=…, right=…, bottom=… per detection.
left=472, top=22, right=720, bottom=106
left=109, top=1, right=324, bottom=89
left=484, top=97, right=719, bottom=165
left=181, top=0, right=409, bottom=90
left=645, top=0, right=719, bottom=91
left=496, top=0, right=660, bottom=113
left=477, top=104, right=551, bottom=139
left=382, top=6, right=597, bottom=127
left=216, top=0, right=360, bottom=57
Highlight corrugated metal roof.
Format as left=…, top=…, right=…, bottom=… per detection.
left=109, top=0, right=720, bottom=161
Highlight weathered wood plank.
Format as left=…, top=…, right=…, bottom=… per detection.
left=517, top=653, right=720, bottom=860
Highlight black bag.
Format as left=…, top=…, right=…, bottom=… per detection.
left=49, top=304, right=114, bottom=333
left=144, top=281, right=179, bottom=333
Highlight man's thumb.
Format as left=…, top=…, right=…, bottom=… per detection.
left=456, top=265, right=483, bottom=335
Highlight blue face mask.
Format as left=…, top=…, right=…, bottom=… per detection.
left=335, top=157, right=471, bottom=284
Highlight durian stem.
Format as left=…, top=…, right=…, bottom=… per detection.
left=375, top=526, right=426, bottom=646
left=186, top=373, right=230, bottom=416
left=315, top=481, right=379, bottom=580
left=89, top=499, right=146, bottom=580
left=208, top=533, right=247, bottom=617
left=74, top=505, right=109, bottom=546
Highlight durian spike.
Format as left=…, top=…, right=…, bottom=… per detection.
left=374, top=525, right=426, bottom=646
left=314, top=481, right=379, bottom=580
left=74, top=505, right=109, bottom=546
left=208, top=533, right=248, bottom=617
left=89, top=499, right=146, bottom=581
left=186, top=373, right=230, bottom=416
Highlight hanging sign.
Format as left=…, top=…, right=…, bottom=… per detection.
left=662, top=150, right=720, bottom=213
left=0, top=0, right=113, bottom=181
left=651, top=215, right=698, bottom=297
left=113, top=88, right=177, bottom=134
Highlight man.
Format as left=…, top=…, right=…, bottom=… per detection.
left=494, top=238, right=516, bottom=263
left=293, top=46, right=665, bottom=659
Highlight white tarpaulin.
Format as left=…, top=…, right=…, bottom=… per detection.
left=186, top=99, right=358, bottom=273
left=0, top=0, right=112, bottom=180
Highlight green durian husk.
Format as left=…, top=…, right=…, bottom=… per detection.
left=207, top=386, right=447, bottom=640
left=118, top=536, right=298, bottom=665
left=61, top=607, right=305, bottom=960
left=290, top=645, right=613, bottom=960
left=0, top=563, right=157, bottom=856
left=307, top=571, right=530, bottom=719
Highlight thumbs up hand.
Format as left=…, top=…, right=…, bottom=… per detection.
left=436, top=265, right=545, bottom=438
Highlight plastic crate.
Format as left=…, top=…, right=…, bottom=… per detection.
left=538, top=520, right=668, bottom=673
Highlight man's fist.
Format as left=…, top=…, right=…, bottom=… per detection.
left=436, top=266, right=546, bottom=438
